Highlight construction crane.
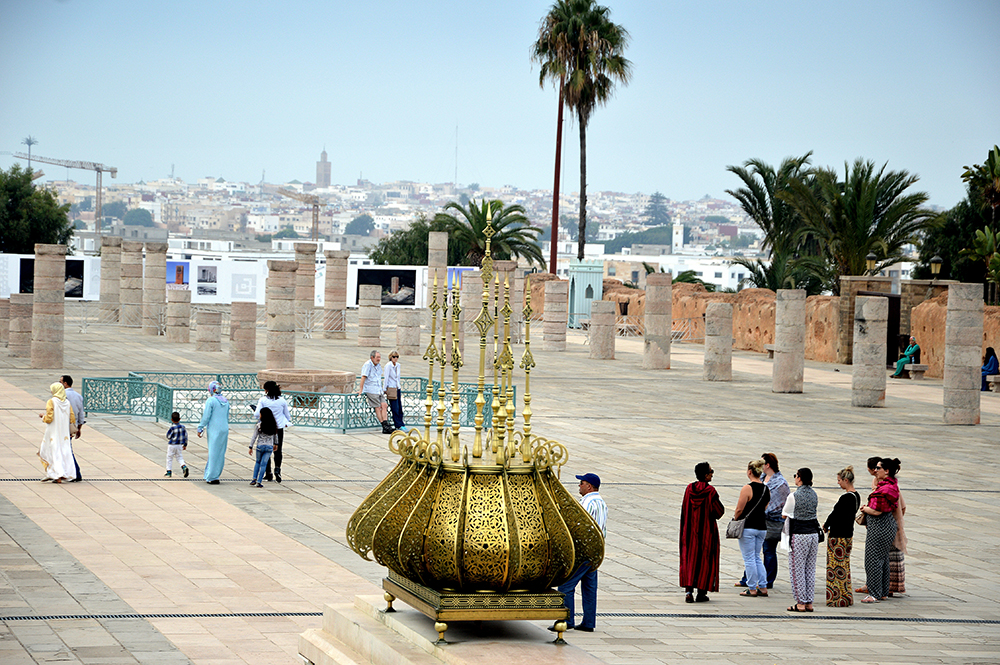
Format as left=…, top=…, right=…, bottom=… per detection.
left=277, top=188, right=322, bottom=241
left=13, top=152, right=117, bottom=234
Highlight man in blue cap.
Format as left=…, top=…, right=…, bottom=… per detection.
left=551, top=472, right=607, bottom=632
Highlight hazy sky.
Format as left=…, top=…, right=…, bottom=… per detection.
left=2, top=0, right=997, bottom=208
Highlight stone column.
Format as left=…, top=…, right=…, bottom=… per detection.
left=119, top=240, right=145, bottom=327
left=195, top=311, right=222, bottom=352
left=542, top=280, right=569, bottom=352
left=589, top=299, right=616, bottom=360
left=704, top=301, right=733, bottom=381
left=323, top=249, right=350, bottom=339
left=99, top=236, right=121, bottom=322
left=8, top=294, right=33, bottom=358
left=165, top=289, right=191, bottom=343
left=773, top=289, right=806, bottom=393
left=358, top=284, right=382, bottom=348
left=943, top=283, right=984, bottom=425
left=295, top=241, right=317, bottom=308
left=142, top=242, right=168, bottom=335
left=494, top=260, right=522, bottom=343
left=230, top=301, right=257, bottom=361
left=266, top=260, right=297, bottom=369
left=30, top=244, right=67, bottom=369
left=396, top=308, right=422, bottom=357
left=643, top=273, right=672, bottom=370
left=837, top=275, right=893, bottom=364
left=851, top=296, right=888, bottom=407
left=460, top=270, right=484, bottom=356
left=427, top=231, right=448, bottom=305
left=0, top=298, right=9, bottom=347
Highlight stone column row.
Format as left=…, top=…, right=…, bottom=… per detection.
left=852, top=296, right=888, bottom=407
left=99, top=236, right=121, bottom=322
left=542, top=280, right=568, bottom=352
left=643, top=273, right=671, bottom=370
left=119, top=240, right=144, bottom=327
left=944, top=283, right=983, bottom=425
left=9, top=294, right=32, bottom=357
left=0, top=298, right=8, bottom=347
left=773, top=289, right=806, bottom=394
left=267, top=260, right=297, bottom=369
left=704, top=301, right=732, bottom=381
left=166, top=290, right=191, bottom=343
left=142, top=242, right=168, bottom=335
left=357, top=284, right=381, bottom=348
left=31, top=244, right=66, bottom=369
left=323, top=249, right=350, bottom=339
left=589, top=300, right=615, bottom=360
left=230, top=301, right=257, bottom=362
left=396, top=308, right=422, bottom=357
left=196, top=311, right=222, bottom=352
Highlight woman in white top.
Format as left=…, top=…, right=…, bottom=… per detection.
left=254, top=380, right=292, bottom=483
left=385, top=350, right=405, bottom=430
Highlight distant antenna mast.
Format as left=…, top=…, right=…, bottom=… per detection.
left=170, top=163, right=175, bottom=180
left=260, top=170, right=265, bottom=199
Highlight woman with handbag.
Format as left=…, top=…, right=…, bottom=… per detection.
left=732, top=459, right=770, bottom=598
left=823, top=466, right=861, bottom=606
left=385, top=350, right=405, bottom=431
left=859, top=458, right=901, bottom=603
left=782, top=468, right=822, bottom=612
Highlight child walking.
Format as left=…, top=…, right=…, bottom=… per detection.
left=249, top=408, right=277, bottom=488
left=165, top=411, right=189, bottom=478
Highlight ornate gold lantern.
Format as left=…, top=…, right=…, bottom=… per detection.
left=346, top=208, right=604, bottom=644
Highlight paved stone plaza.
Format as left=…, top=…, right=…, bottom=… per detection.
left=1, top=324, right=998, bottom=664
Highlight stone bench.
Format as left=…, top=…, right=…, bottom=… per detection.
left=903, top=363, right=929, bottom=380
left=987, top=375, right=1000, bottom=392
left=764, top=344, right=775, bottom=359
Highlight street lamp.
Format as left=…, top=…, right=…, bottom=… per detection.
left=930, top=255, right=942, bottom=277
left=866, top=252, right=877, bottom=275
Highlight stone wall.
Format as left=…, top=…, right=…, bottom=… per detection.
left=910, top=292, right=1000, bottom=379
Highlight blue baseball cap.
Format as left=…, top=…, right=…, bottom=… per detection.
left=576, top=473, right=601, bottom=489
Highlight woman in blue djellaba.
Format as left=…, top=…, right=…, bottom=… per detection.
left=197, top=381, right=230, bottom=484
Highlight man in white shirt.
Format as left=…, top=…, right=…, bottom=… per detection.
left=552, top=472, right=607, bottom=633
left=60, top=375, right=84, bottom=482
left=358, top=350, right=393, bottom=434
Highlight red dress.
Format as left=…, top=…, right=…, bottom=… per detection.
left=679, top=481, right=726, bottom=591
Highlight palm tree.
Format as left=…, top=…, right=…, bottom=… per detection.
left=780, top=159, right=937, bottom=294
left=725, top=153, right=812, bottom=256
left=433, top=199, right=546, bottom=269
left=730, top=252, right=824, bottom=295
left=532, top=0, right=631, bottom=261
left=962, top=145, right=1000, bottom=232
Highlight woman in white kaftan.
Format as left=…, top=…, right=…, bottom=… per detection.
left=39, top=382, right=76, bottom=483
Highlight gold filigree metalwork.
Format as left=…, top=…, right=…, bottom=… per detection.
left=345, top=216, right=604, bottom=600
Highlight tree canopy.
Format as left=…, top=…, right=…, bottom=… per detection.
left=532, top=0, right=631, bottom=260
left=961, top=145, right=1000, bottom=231
left=369, top=216, right=466, bottom=266
left=102, top=200, right=128, bottom=220
left=913, top=184, right=991, bottom=282
left=274, top=226, right=299, bottom=239
left=123, top=208, right=154, bottom=227
left=602, top=225, right=672, bottom=254
left=641, top=192, right=670, bottom=227
left=0, top=164, right=73, bottom=254
left=433, top=199, right=545, bottom=268
left=345, top=213, right=374, bottom=236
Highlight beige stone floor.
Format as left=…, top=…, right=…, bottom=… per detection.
left=1, top=325, right=999, bottom=664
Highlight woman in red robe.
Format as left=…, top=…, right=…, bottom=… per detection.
left=680, top=462, right=726, bottom=602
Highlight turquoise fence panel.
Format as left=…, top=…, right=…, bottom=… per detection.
left=129, top=372, right=261, bottom=391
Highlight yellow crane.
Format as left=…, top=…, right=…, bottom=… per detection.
left=13, top=152, right=118, bottom=234
left=277, top=188, right=322, bottom=241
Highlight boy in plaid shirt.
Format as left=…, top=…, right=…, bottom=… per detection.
left=165, top=411, right=189, bottom=478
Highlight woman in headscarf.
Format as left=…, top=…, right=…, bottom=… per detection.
left=197, top=381, right=230, bottom=484
left=38, top=383, right=77, bottom=483
left=982, top=347, right=998, bottom=391
left=890, top=336, right=919, bottom=378
left=859, top=458, right=901, bottom=603
left=679, top=462, right=725, bottom=602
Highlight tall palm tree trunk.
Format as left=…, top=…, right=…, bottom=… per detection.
left=577, top=112, right=588, bottom=261
left=549, top=76, right=564, bottom=274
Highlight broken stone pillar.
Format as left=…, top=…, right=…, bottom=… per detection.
left=165, top=289, right=191, bottom=343
left=142, top=242, right=168, bottom=335
left=851, top=296, right=888, bottom=407
left=542, top=280, right=569, bottom=352
left=0, top=298, right=9, bottom=347
left=323, top=249, right=350, bottom=339
left=295, top=241, right=317, bottom=309
left=494, top=261, right=522, bottom=344
left=30, top=244, right=66, bottom=369
left=119, top=240, right=145, bottom=327
left=427, top=231, right=448, bottom=305
left=396, top=308, right=422, bottom=357
left=266, top=260, right=297, bottom=369
left=358, top=284, right=382, bottom=348
left=643, top=273, right=672, bottom=370
left=460, top=270, right=484, bottom=356
left=943, top=283, right=984, bottom=425
left=589, top=299, right=616, bottom=360
left=195, top=311, right=222, bottom=352
left=704, top=301, right=733, bottom=381
left=773, top=289, right=806, bottom=394
left=230, top=301, right=257, bottom=362
left=8, top=294, right=32, bottom=358
left=99, top=236, right=121, bottom=322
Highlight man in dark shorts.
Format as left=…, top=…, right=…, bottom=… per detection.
left=358, top=350, right=393, bottom=434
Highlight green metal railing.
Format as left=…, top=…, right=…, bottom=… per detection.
left=83, top=373, right=512, bottom=432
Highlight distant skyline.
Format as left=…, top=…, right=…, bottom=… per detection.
left=2, top=0, right=997, bottom=208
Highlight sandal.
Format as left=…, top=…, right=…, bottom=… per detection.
left=855, top=585, right=868, bottom=594
left=786, top=605, right=807, bottom=612
left=861, top=595, right=878, bottom=604
left=756, top=590, right=769, bottom=597
left=739, top=590, right=758, bottom=597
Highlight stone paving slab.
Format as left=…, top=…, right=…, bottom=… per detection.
left=1, top=325, right=999, bottom=663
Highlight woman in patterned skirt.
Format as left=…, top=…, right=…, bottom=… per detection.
left=859, top=458, right=901, bottom=603
left=823, top=466, right=861, bottom=606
